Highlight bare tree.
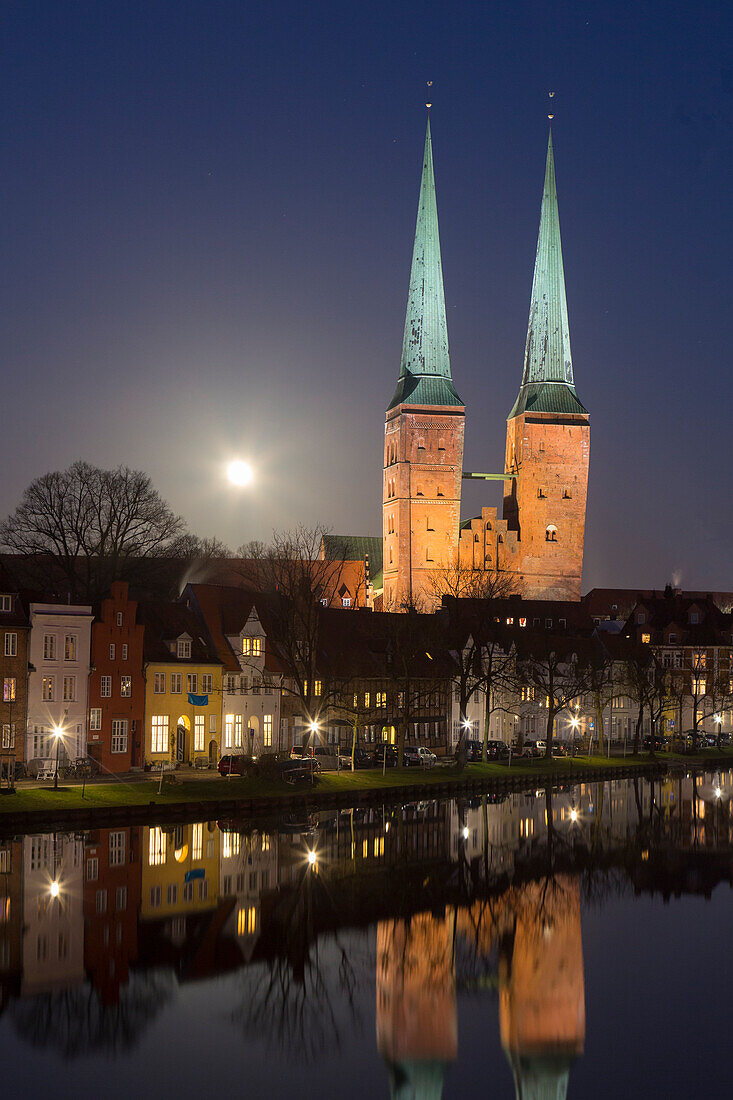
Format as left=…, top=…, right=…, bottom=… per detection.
left=513, top=634, right=600, bottom=760
left=0, top=461, right=224, bottom=602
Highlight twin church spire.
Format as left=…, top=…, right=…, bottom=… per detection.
left=389, top=117, right=585, bottom=419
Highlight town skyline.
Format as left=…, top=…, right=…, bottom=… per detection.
left=1, top=1, right=730, bottom=594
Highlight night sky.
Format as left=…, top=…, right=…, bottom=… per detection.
left=1, top=1, right=731, bottom=591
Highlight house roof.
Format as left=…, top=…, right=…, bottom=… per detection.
left=138, top=600, right=222, bottom=665
left=182, top=584, right=284, bottom=674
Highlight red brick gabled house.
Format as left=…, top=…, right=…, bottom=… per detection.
left=88, top=582, right=145, bottom=773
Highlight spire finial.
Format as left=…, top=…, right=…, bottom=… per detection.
left=426, top=80, right=433, bottom=111
left=547, top=90, right=555, bottom=121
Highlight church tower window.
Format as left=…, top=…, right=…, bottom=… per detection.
left=545, top=525, right=557, bottom=542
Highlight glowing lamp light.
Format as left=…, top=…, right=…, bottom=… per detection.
left=307, top=850, right=317, bottom=866
left=715, top=787, right=722, bottom=799
left=227, top=460, right=253, bottom=487
left=462, top=718, right=471, bottom=730
left=569, top=809, right=579, bottom=823
left=50, top=881, right=60, bottom=898
left=52, top=724, right=63, bottom=738
left=714, top=714, right=722, bottom=725
left=384, top=822, right=390, bottom=833
left=309, top=720, right=319, bottom=734
left=462, top=826, right=470, bottom=840
left=570, top=717, right=580, bottom=729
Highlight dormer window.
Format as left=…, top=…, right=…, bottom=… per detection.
left=637, top=612, right=646, bottom=624
left=690, top=611, right=699, bottom=624
left=177, top=639, right=191, bottom=659
left=0, top=595, right=11, bottom=613
left=668, top=633, right=677, bottom=643
left=242, top=637, right=262, bottom=656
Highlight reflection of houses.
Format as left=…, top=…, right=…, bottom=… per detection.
left=21, top=834, right=85, bottom=995
left=139, top=602, right=222, bottom=767
left=0, top=838, right=23, bottom=1009
left=219, top=826, right=279, bottom=961
left=377, top=913, right=457, bottom=1099
left=184, top=585, right=282, bottom=757
left=499, top=878, right=585, bottom=1100
left=83, top=827, right=142, bottom=1005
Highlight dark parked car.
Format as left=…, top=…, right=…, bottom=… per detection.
left=218, top=755, right=251, bottom=777
left=642, top=734, right=668, bottom=752
left=338, top=746, right=372, bottom=769
left=485, top=740, right=511, bottom=760
left=373, top=744, right=398, bottom=767
left=402, top=747, right=422, bottom=767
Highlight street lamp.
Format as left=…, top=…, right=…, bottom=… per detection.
left=52, top=723, right=64, bottom=790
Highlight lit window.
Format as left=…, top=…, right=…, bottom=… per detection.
left=120, top=675, right=132, bottom=697
left=692, top=677, right=706, bottom=696
left=42, top=676, right=55, bottom=702
left=225, top=715, right=234, bottom=748
left=263, top=714, right=273, bottom=747
left=3, top=678, right=15, bottom=703
left=641, top=633, right=651, bottom=644
left=64, top=635, right=77, bottom=661
left=191, top=823, right=203, bottom=861
left=194, top=715, right=205, bottom=752
left=89, top=708, right=101, bottom=731
left=545, top=525, right=557, bottom=542
left=242, top=638, right=251, bottom=656
left=314, top=680, right=322, bottom=697
left=252, top=638, right=262, bottom=656
left=151, top=715, right=169, bottom=754
left=234, top=715, right=243, bottom=747
left=148, top=827, right=167, bottom=866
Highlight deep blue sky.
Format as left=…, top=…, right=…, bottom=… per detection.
left=1, top=0, right=731, bottom=591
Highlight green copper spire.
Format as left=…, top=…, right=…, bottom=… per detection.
left=388, top=116, right=463, bottom=411
left=509, top=131, right=587, bottom=418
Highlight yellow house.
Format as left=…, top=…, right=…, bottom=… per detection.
left=140, top=822, right=220, bottom=920
left=139, top=601, right=223, bottom=766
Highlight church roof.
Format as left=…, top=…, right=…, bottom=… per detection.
left=388, top=116, right=463, bottom=412
left=321, top=534, right=383, bottom=591
left=509, top=131, right=586, bottom=420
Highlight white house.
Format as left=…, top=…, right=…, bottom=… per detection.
left=27, top=603, right=93, bottom=768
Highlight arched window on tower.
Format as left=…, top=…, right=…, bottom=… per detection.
left=474, top=533, right=480, bottom=543
left=546, top=525, right=558, bottom=542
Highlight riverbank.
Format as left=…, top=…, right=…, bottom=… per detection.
left=0, top=750, right=718, bottom=834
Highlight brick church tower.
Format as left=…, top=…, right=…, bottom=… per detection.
left=502, top=131, right=590, bottom=600
left=382, top=116, right=465, bottom=611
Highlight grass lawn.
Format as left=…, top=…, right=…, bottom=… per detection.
left=0, top=752, right=678, bottom=815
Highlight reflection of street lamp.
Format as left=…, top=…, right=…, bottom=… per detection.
left=52, top=724, right=64, bottom=790
left=569, top=808, right=579, bottom=823
left=50, top=880, right=60, bottom=898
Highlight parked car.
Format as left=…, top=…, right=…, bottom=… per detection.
left=403, top=746, right=437, bottom=768
left=373, top=744, right=398, bottom=767
left=291, top=745, right=337, bottom=770
left=338, top=746, right=372, bottom=770
left=464, top=739, right=483, bottom=762
left=642, top=733, right=668, bottom=752
left=519, top=740, right=540, bottom=759
left=486, top=740, right=511, bottom=760
left=218, top=754, right=249, bottom=777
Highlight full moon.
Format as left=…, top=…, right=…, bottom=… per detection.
left=227, top=460, right=253, bottom=487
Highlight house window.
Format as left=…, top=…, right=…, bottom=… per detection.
left=109, top=832, right=126, bottom=866
left=690, top=612, right=699, bottom=624
left=637, top=613, right=646, bottom=624
left=109, top=644, right=116, bottom=660
left=166, top=884, right=177, bottom=906
left=234, top=715, right=243, bottom=748
left=43, top=635, right=56, bottom=660
left=641, top=633, right=651, bottom=644
left=376, top=692, right=386, bottom=708
left=42, top=676, right=55, bottom=702
left=117, top=613, right=123, bottom=627
left=314, top=680, right=322, bottom=697
left=151, top=716, right=169, bottom=754
left=111, top=719, right=128, bottom=753
left=120, top=675, right=132, bottom=697
left=96, top=889, right=107, bottom=914
left=2, top=726, right=15, bottom=749
left=364, top=692, right=370, bottom=708
left=149, top=886, right=161, bottom=908
left=692, top=677, right=706, bottom=696
left=342, top=596, right=351, bottom=607
left=64, top=636, right=77, bottom=661
left=89, top=708, right=101, bottom=731
left=187, top=674, right=197, bottom=695
left=154, top=672, right=166, bottom=693
left=201, top=674, right=212, bottom=694
left=194, top=715, right=205, bottom=752
left=177, top=640, right=191, bottom=659
left=669, top=633, right=677, bottom=644
left=116, top=886, right=127, bottom=910
left=3, top=633, right=17, bottom=658
left=0, top=596, right=10, bottom=612
left=263, top=714, right=273, bottom=747
left=3, top=679, right=15, bottom=703
left=209, top=714, right=217, bottom=733
left=100, top=676, right=111, bottom=698
left=148, top=827, right=167, bottom=866
left=224, top=715, right=234, bottom=749
left=86, top=858, right=99, bottom=881
left=242, top=638, right=251, bottom=655
left=192, top=823, right=203, bottom=861
left=171, top=673, right=182, bottom=694
left=545, top=525, right=557, bottom=542
left=121, top=644, right=128, bottom=660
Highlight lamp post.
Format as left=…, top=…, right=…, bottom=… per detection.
left=53, top=724, right=63, bottom=790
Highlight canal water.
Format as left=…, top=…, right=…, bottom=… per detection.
left=0, top=770, right=730, bottom=1098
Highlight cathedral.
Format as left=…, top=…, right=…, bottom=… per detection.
left=381, top=115, right=590, bottom=611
